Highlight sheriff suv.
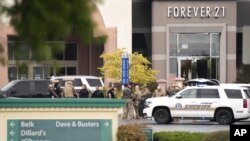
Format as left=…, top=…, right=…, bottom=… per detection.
left=143, top=85, right=250, bottom=125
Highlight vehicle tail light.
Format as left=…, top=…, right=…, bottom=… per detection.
left=243, top=99, right=248, bottom=108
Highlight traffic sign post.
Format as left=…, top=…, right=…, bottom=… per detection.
left=122, top=53, right=129, bottom=85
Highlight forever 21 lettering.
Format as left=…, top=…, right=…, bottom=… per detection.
left=167, top=6, right=225, bottom=18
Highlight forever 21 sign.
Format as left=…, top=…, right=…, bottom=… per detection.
left=167, top=6, right=225, bottom=18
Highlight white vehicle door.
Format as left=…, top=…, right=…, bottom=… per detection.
left=196, top=88, right=220, bottom=118
left=171, top=88, right=198, bottom=118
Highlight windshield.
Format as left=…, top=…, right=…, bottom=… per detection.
left=1, top=81, right=17, bottom=91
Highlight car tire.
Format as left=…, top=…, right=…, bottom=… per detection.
left=215, top=109, right=234, bottom=125
left=153, top=108, right=171, bottom=124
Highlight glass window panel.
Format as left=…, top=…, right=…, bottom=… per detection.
left=211, top=58, right=219, bottom=79
left=66, top=67, right=76, bottom=75
left=73, top=79, right=83, bottom=86
left=86, top=78, right=102, bottom=87
left=179, top=33, right=210, bottom=56
left=169, top=58, right=177, bottom=75
left=18, top=65, right=28, bottom=80
left=243, top=90, right=250, bottom=99
left=50, top=43, right=64, bottom=60
left=8, top=43, right=15, bottom=60
left=197, top=89, right=220, bottom=98
left=44, top=67, right=53, bottom=78
left=56, top=67, right=65, bottom=76
left=15, top=43, right=29, bottom=60
left=14, top=81, right=30, bottom=91
left=65, top=43, right=77, bottom=60
left=224, top=89, right=242, bottom=99
left=179, top=89, right=197, bottom=98
left=211, top=34, right=220, bottom=56
left=8, top=67, right=17, bottom=81
left=33, top=67, right=43, bottom=79
left=170, top=33, right=177, bottom=56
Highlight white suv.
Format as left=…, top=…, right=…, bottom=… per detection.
left=143, top=85, right=250, bottom=125
left=51, top=75, right=104, bottom=92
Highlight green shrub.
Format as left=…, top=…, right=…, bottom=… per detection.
left=147, top=81, right=158, bottom=93
left=117, top=124, right=147, bottom=141
left=154, top=131, right=207, bottom=141
left=202, top=131, right=229, bottom=141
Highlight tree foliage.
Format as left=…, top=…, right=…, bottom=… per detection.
left=100, top=49, right=158, bottom=85
left=0, top=0, right=100, bottom=62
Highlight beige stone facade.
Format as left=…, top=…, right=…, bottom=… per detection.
left=152, top=0, right=237, bottom=87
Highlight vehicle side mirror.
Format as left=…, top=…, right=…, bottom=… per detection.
left=10, top=88, right=17, bottom=94
left=176, top=95, right=182, bottom=99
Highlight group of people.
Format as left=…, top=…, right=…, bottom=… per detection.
left=48, top=80, right=116, bottom=99
left=48, top=80, right=79, bottom=98
left=48, top=80, right=167, bottom=120
left=122, top=84, right=167, bottom=120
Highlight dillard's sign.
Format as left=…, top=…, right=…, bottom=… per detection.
left=167, top=6, right=225, bottom=18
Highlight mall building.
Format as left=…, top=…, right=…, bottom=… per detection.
left=1, top=0, right=250, bottom=87
left=0, top=0, right=132, bottom=87
left=133, top=0, right=250, bottom=87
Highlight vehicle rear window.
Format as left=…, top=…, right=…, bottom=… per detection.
left=243, top=90, right=250, bottom=99
left=197, top=89, right=220, bottom=98
left=86, top=78, right=102, bottom=87
left=224, top=89, right=243, bottom=99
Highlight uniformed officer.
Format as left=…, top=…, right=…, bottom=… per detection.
left=63, top=81, right=78, bottom=98
left=132, top=85, right=142, bottom=119
left=91, top=86, right=104, bottom=98
left=122, top=84, right=133, bottom=119
left=153, top=86, right=166, bottom=97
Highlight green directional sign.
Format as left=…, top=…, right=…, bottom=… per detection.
left=7, top=119, right=112, bottom=141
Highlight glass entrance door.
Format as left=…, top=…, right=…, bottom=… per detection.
left=178, top=57, right=209, bottom=80
left=170, top=33, right=220, bottom=80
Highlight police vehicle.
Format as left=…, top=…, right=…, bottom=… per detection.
left=143, top=85, right=250, bottom=125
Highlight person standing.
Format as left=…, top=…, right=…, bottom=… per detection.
left=132, top=85, right=142, bottom=119
left=53, top=82, right=62, bottom=98
left=91, top=86, right=104, bottom=98
left=107, top=85, right=115, bottom=99
left=153, top=86, right=166, bottom=97
left=79, top=84, right=89, bottom=98
left=63, top=81, right=78, bottom=98
left=122, top=84, right=133, bottom=119
left=48, top=84, right=59, bottom=98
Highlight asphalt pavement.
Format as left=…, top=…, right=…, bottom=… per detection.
left=119, top=118, right=250, bottom=133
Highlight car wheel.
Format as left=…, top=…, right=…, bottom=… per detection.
left=216, top=109, right=234, bottom=125
left=153, top=108, right=171, bottom=124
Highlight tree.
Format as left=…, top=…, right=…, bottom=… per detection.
left=0, top=0, right=101, bottom=62
left=99, top=49, right=158, bottom=85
